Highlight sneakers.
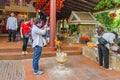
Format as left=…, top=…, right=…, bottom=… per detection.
left=22, top=51, right=28, bottom=55
left=34, top=71, right=44, bottom=75
left=22, top=51, right=25, bottom=55
left=25, top=51, right=28, bottom=54
left=106, top=68, right=113, bottom=70
left=39, top=69, right=43, bottom=71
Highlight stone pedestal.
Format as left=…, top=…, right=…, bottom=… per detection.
left=56, top=51, right=68, bottom=70
left=82, top=46, right=98, bottom=63
left=109, top=53, right=120, bottom=71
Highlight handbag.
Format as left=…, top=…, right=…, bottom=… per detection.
left=98, top=37, right=108, bottom=45
left=24, top=33, right=30, bottom=38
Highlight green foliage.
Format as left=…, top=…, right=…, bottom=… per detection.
left=69, top=25, right=78, bottom=34
left=94, top=0, right=120, bottom=10
left=94, top=0, right=104, bottom=10
left=114, top=0, right=120, bottom=6
left=94, top=9, right=120, bottom=32
left=94, top=12, right=113, bottom=27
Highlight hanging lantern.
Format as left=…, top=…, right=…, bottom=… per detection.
left=35, top=0, right=46, bottom=10
left=56, top=0, right=65, bottom=11
left=34, top=0, right=65, bottom=13
left=110, top=13, right=117, bottom=20
left=59, top=0, right=64, bottom=8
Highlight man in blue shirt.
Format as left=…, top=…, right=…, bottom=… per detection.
left=6, top=12, right=18, bottom=42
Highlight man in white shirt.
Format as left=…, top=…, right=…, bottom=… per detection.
left=97, top=32, right=118, bottom=70
left=6, top=12, right=18, bottom=42
left=32, top=18, right=47, bottom=75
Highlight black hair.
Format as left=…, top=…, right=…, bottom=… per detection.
left=35, top=18, right=42, bottom=25
left=112, top=31, right=118, bottom=39
left=38, top=10, right=46, bottom=21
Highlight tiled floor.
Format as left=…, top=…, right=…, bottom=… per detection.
left=1, top=36, right=120, bottom=80
left=23, top=55, right=120, bottom=80
left=0, top=60, right=25, bottom=80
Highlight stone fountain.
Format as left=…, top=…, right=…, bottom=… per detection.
left=56, top=50, right=68, bottom=70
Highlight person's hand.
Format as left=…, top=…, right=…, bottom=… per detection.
left=110, top=43, right=115, bottom=46
left=43, top=24, right=47, bottom=30
left=44, top=24, right=47, bottom=28
left=21, top=34, right=23, bottom=39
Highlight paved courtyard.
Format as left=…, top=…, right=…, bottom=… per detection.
left=1, top=55, right=120, bottom=80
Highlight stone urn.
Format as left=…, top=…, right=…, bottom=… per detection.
left=56, top=51, right=68, bottom=70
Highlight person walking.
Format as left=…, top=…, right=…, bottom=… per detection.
left=97, top=32, right=118, bottom=70
left=20, top=18, right=31, bottom=54
left=6, top=12, right=18, bottom=42
left=31, top=18, right=47, bottom=75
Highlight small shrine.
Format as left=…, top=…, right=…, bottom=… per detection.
left=68, top=11, right=98, bottom=43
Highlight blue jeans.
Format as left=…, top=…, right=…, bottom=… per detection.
left=22, top=36, right=29, bottom=51
left=32, top=46, right=42, bottom=73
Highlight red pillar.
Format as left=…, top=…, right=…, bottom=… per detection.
left=50, top=0, right=56, bottom=50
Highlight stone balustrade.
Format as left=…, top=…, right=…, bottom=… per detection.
left=82, top=46, right=120, bottom=71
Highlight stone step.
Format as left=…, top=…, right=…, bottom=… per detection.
left=0, top=50, right=82, bottom=60
left=0, top=46, right=81, bottom=53
left=0, top=36, right=85, bottom=60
